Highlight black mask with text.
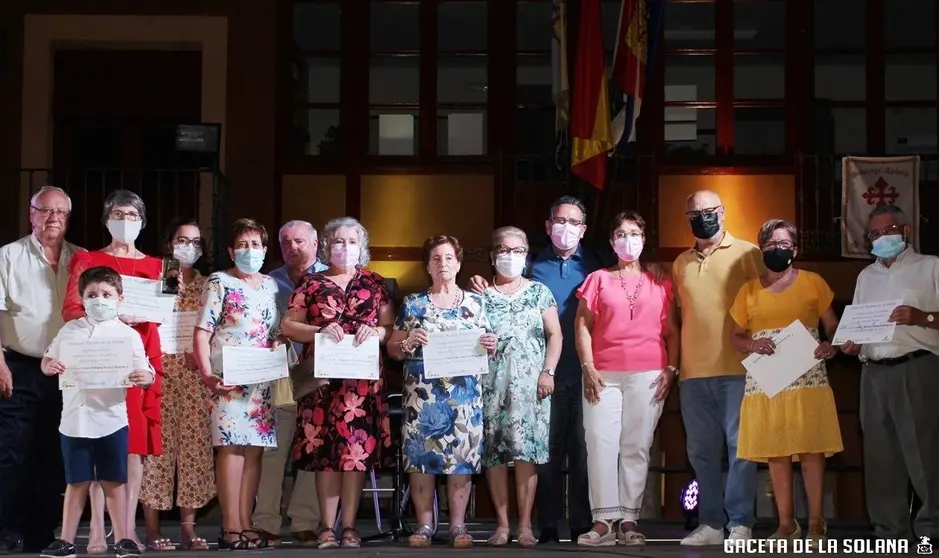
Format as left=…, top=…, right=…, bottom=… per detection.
left=762, top=248, right=794, bottom=273
left=690, top=213, right=721, bottom=240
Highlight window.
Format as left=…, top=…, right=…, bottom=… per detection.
left=665, top=55, right=716, bottom=102
left=370, top=2, right=420, bottom=51
left=664, top=1, right=716, bottom=49
left=885, top=0, right=936, bottom=50
left=886, top=107, right=938, bottom=155
left=368, top=2, right=420, bottom=155
left=815, top=55, right=866, bottom=102
left=516, top=1, right=557, bottom=156
left=665, top=107, right=717, bottom=156
left=734, top=54, right=784, bottom=100
left=815, top=0, right=866, bottom=51
left=814, top=106, right=866, bottom=154
left=291, top=1, right=342, bottom=157
left=734, top=0, right=784, bottom=51
left=437, top=1, right=488, bottom=156
left=885, top=54, right=937, bottom=102
left=734, top=107, right=786, bottom=154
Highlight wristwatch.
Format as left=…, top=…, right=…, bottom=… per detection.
left=541, top=367, right=555, bottom=377
left=927, top=313, right=935, bottom=324
left=666, top=365, right=679, bottom=375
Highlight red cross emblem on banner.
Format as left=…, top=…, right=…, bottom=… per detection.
left=862, top=177, right=900, bottom=206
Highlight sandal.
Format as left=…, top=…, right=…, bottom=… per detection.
left=617, top=522, right=646, bottom=546
left=180, top=523, right=209, bottom=551
left=145, top=538, right=177, bottom=551
left=450, top=524, right=473, bottom=548
left=340, top=527, right=361, bottom=549
left=486, top=527, right=510, bottom=546
left=577, top=519, right=616, bottom=547
left=408, top=524, right=433, bottom=548
left=217, top=530, right=249, bottom=551
left=240, top=529, right=269, bottom=550
left=806, top=518, right=828, bottom=551
left=516, top=528, right=537, bottom=548
left=316, top=527, right=339, bottom=550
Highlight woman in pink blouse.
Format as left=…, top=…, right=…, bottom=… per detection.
left=573, top=211, right=680, bottom=547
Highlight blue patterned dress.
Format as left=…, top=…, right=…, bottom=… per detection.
left=481, top=282, right=556, bottom=466
left=396, top=291, right=490, bottom=475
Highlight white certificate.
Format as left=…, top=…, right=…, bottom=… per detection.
left=120, top=276, right=175, bottom=324
left=158, top=311, right=199, bottom=354
left=59, top=337, right=134, bottom=390
left=313, top=333, right=380, bottom=380
left=222, top=345, right=289, bottom=385
left=422, top=328, right=489, bottom=379
left=831, top=299, right=903, bottom=345
left=742, top=320, right=821, bottom=399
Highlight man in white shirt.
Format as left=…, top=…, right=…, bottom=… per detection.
left=252, top=220, right=324, bottom=546
left=841, top=205, right=939, bottom=541
left=0, top=186, right=83, bottom=553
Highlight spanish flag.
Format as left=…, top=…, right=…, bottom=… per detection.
left=570, top=0, right=613, bottom=191
left=610, top=0, right=665, bottom=147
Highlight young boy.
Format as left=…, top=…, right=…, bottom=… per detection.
left=39, top=267, right=154, bottom=558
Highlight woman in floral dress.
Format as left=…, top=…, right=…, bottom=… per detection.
left=140, top=217, right=215, bottom=551
left=388, top=235, right=498, bottom=549
left=480, top=227, right=562, bottom=547
left=193, top=218, right=281, bottom=550
left=281, top=217, right=394, bottom=550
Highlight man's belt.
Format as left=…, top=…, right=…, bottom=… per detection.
left=865, top=349, right=930, bottom=367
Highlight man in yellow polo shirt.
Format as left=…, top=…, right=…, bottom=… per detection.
left=673, top=190, right=764, bottom=546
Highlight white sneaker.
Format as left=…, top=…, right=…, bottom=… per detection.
left=728, top=526, right=752, bottom=540
left=680, top=525, right=726, bottom=546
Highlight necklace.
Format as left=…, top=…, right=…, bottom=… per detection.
left=618, top=269, right=644, bottom=319
left=493, top=277, right=522, bottom=295
left=111, top=249, right=138, bottom=277
left=429, top=289, right=461, bottom=309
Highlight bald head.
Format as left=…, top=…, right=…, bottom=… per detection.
left=686, top=190, right=722, bottom=212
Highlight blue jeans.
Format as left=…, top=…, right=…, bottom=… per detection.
left=679, top=376, right=757, bottom=530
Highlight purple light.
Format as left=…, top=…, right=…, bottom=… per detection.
left=680, top=479, right=699, bottom=511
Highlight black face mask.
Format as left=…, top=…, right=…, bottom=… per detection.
left=690, top=213, right=721, bottom=240
left=762, top=248, right=794, bottom=272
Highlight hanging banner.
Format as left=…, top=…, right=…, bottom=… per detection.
left=841, top=155, right=920, bottom=259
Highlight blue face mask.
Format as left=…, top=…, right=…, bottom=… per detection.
left=84, top=298, right=119, bottom=321
left=233, top=248, right=265, bottom=274
left=871, top=234, right=906, bottom=260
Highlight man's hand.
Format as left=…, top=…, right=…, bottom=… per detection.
left=537, top=372, right=554, bottom=400
left=129, top=369, right=154, bottom=388
left=0, top=362, right=12, bottom=398
left=468, top=275, right=489, bottom=294
left=840, top=341, right=861, bottom=356
left=888, top=305, right=927, bottom=327
left=44, top=359, right=67, bottom=376
left=646, top=262, right=669, bottom=284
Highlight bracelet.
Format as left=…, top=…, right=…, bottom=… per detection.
left=581, top=360, right=594, bottom=369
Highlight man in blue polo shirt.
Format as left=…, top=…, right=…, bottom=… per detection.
left=253, top=220, right=328, bottom=546
left=470, top=195, right=601, bottom=543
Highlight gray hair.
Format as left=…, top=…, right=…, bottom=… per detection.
left=491, top=226, right=528, bottom=248
left=757, top=219, right=798, bottom=247
left=319, top=216, right=371, bottom=268
left=102, top=189, right=147, bottom=227
left=279, top=220, right=318, bottom=241
left=30, top=186, right=72, bottom=211
left=868, top=204, right=908, bottom=226
left=548, top=195, right=587, bottom=223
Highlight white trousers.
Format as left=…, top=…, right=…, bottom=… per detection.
left=583, top=370, right=664, bottom=523
left=252, top=406, right=321, bottom=533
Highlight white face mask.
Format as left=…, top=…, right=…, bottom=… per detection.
left=173, top=244, right=202, bottom=268
left=550, top=223, right=581, bottom=251
left=494, top=253, right=526, bottom=279
left=84, top=297, right=119, bottom=322
left=107, top=219, right=142, bottom=244
left=331, top=244, right=360, bottom=269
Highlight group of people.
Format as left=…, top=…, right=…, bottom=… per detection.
left=0, top=185, right=935, bottom=557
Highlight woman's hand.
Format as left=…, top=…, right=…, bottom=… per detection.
left=406, top=328, right=430, bottom=351
left=478, top=333, right=498, bottom=355
left=44, top=359, right=67, bottom=376
left=120, top=315, right=145, bottom=326
left=814, top=341, right=838, bottom=360
left=354, top=324, right=376, bottom=346
left=321, top=323, right=345, bottom=343
left=651, top=368, right=676, bottom=402
left=582, top=363, right=606, bottom=405
left=840, top=340, right=861, bottom=356
left=129, top=369, right=154, bottom=388
left=467, top=275, right=489, bottom=294
left=271, top=337, right=287, bottom=351
left=537, top=372, right=554, bottom=400
left=202, top=372, right=236, bottom=394
left=750, top=337, right=776, bottom=356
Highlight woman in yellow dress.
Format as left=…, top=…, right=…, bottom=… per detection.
left=729, top=219, right=843, bottom=546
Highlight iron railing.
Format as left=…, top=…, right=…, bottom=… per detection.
left=13, top=167, right=230, bottom=266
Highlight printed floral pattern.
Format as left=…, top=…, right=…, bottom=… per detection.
left=481, top=282, right=556, bottom=467
left=396, top=291, right=490, bottom=475
left=141, top=272, right=216, bottom=510
left=290, top=270, right=393, bottom=472
left=197, top=271, right=280, bottom=447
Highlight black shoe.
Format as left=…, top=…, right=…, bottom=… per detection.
left=113, top=539, right=140, bottom=558
left=39, top=539, right=76, bottom=558
left=0, top=533, right=20, bottom=555
left=538, top=528, right=560, bottom=544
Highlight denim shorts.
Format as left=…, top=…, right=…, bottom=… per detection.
left=60, top=426, right=129, bottom=484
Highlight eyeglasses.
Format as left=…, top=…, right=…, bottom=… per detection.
left=867, top=224, right=903, bottom=240
left=685, top=206, right=721, bottom=219
left=109, top=210, right=142, bottom=222
left=32, top=206, right=69, bottom=218
left=174, top=237, right=202, bottom=247
left=763, top=240, right=795, bottom=250
left=494, top=246, right=528, bottom=256
left=613, top=231, right=642, bottom=240
left=551, top=217, right=584, bottom=227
